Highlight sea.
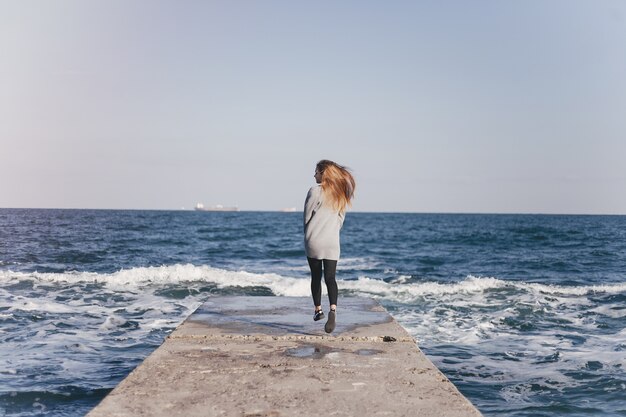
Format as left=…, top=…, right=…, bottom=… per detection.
left=1, top=209, right=626, bottom=417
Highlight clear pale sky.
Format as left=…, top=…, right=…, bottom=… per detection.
left=1, top=1, right=625, bottom=214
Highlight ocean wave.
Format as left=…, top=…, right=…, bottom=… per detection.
left=2, top=265, right=626, bottom=303
left=342, top=275, right=626, bottom=304
left=0, top=265, right=309, bottom=298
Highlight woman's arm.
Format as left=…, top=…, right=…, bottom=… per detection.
left=303, top=187, right=321, bottom=226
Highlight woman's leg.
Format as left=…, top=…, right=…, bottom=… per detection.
left=307, top=257, right=323, bottom=310
left=322, top=259, right=338, bottom=309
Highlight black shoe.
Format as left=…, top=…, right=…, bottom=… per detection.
left=314, top=310, right=325, bottom=321
left=325, top=309, right=336, bottom=333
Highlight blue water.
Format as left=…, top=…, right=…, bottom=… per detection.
left=1, top=209, right=626, bottom=416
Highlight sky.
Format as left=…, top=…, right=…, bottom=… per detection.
left=1, top=1, right=625, bottom=214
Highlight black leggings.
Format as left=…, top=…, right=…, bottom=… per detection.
left=307, top=257, right=338, bottom=307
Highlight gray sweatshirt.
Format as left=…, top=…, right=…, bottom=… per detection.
left=303, top=185, right=345, bottom=260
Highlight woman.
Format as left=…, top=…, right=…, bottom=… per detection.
left=304, top=159, right=356, bottom=333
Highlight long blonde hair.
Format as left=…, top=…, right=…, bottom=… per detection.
left=317, top=160, right=356, bottom=213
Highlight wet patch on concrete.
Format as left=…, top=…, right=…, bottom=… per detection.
left=354, top=348, right=383, bottom=356
left=284, top=344, right=384, bottom=359
left=284, top=344, right=341, bottom=359
left=185, top=296, right=394, bottom=337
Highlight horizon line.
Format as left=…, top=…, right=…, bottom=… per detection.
left=1, top=207, right=624, bottom=216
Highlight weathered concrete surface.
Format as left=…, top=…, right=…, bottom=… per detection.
left=87, top=296, right=483, bottom=417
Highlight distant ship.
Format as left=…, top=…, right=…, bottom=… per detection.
left=194, top=203, right=240, bottom=212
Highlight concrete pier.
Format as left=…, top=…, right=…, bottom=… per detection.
left=87, top=296, right=483, bottom=417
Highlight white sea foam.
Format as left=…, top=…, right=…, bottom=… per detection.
left=2, top=266, right=626, bottom=304
left=337, top=257, right=381, bottom=270
left=0, top=265, right=308, bottom=296
left=99, top=315, right=128, bottom=331
left=588, top=304, right=626, bottom=318
left=9, top=298, right=77, bottom=314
